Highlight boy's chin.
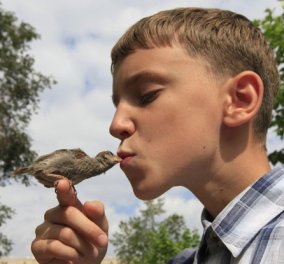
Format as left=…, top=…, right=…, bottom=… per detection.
left=131, top=182, right=169, bottom=200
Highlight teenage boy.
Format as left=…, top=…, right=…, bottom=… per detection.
left=31, top=7, right=283, bottom=263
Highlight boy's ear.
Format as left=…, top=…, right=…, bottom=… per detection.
left=223, top=71, right=264, bottom=127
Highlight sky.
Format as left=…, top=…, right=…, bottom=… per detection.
left=0, top=0, right=283, bottom=258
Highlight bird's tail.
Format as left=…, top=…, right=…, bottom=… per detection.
left=13, top=167, right=29, bottom=176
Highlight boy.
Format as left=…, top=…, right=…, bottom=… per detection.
left=31, top=7, right=284, bottom=263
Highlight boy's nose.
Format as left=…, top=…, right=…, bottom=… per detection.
left=109, top=106, right=135, bottom=140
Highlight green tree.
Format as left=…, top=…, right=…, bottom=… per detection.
left=0, top=203, right=14, bottom=256
left=254, top=7, right=284, bottom=165
left=111, top=199, right=200, bottom=264
left=0, top=1, right=54, bottom=255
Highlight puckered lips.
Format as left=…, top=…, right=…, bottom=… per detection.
left=117, top=151, right=136, bottom=169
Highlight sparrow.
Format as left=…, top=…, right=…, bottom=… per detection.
left=13, top=148, right=121, bottom=190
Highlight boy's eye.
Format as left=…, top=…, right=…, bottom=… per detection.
left=138, top=90, right=160, bottom=106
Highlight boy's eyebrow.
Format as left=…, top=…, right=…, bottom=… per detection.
left=125, top=70, right=167, bottom=86
left=112, top=70, right=168, bottom=106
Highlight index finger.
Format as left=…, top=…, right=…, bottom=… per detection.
left=55, top=179, right=83, bottom=209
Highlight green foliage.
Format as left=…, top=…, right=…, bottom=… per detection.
left=0, top=1, right=55, bottom=256
left=111, top=199, right=200, bottom=264
left=254, top=8, right=284, bottom=165
left=0, top=1, right=55, bottom=185
left=0, top=203, right=14, bottom=256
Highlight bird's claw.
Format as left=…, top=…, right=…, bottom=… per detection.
left=54, top=180, right=60, bottom=193
left=54, top=179, right=77, bottom=195
left=70, top=183, right=77, bottom=195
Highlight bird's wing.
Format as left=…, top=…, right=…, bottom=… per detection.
left=34, top=149, right=71, bottom=162
left=71, top=148, right=89, bottom=159
left=34, top=148, right=88, bottom=162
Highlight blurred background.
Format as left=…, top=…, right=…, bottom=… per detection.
left=0, top=0, right=283, bottom=258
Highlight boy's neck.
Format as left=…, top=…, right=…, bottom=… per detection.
left=191, top=139, right=271, bottom=219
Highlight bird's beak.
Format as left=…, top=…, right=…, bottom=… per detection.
left=113, top=155, right=122, bottom=163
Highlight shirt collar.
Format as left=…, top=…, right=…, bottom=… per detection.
left=201, top=166, right=284, bottom=257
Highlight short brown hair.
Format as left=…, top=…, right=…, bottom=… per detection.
left=111, top=7, right=280, bottom=143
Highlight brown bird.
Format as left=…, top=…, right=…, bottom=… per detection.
left=13, top=148, right=121, bottom=189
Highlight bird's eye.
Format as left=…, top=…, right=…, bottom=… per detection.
left=139, top=90, right=160, bottom=106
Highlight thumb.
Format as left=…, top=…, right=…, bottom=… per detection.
left=55, top=179, right=83, bottom=209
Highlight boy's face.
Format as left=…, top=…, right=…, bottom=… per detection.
left=110, top=46, right=225, bottom=199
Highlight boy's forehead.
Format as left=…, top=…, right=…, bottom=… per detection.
left=113, top=46, right=192, bottom=79
left=112, top=46, right=213, bottom=85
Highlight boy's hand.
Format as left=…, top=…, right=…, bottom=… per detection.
left=31, top=179, right=108, bottom=264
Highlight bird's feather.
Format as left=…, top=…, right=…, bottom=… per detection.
left=13, top=148, right=120, bottom=188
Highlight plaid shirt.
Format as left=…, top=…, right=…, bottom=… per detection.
left=168, top=166, right=284, bottom=264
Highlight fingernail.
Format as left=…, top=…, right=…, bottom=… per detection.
left=97, top=234, right=108, bottom=247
